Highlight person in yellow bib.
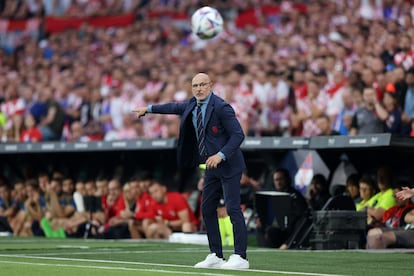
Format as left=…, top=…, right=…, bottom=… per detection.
left=356, top=175, right=377, bottom=211
left=366, top=166, right=396, bottom=226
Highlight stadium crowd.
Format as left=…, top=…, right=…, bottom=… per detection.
left=0, top=0, right=414, bottom=248
left=0, top=0, right=413, bottom=142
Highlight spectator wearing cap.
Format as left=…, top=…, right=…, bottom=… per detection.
left=375, top=83, right=402, bottom=134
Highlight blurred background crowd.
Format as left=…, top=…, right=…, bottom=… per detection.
left=0, top=0, right=413, bottom=142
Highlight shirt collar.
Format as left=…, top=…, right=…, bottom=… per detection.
left=197, top=93, right=212, bottom=106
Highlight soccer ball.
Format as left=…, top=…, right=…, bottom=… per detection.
left=191, top=6, right=223, bottom=40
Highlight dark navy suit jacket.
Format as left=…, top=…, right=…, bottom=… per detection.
left=151, top=93, right=246, bottom=177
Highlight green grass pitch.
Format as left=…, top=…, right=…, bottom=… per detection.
left=0, top=237, right=412, bottom=276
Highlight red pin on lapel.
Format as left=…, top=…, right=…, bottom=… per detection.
left=212, top=126, right=218, bottom=134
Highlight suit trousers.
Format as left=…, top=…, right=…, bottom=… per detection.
left=201, top=168, right=247, bottom=259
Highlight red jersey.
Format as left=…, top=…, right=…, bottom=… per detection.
left=148, top=192, right=199, bottom=225
left=20, top=128, right=42, bottom=142
left=134, top=192, right=153, bottom=220
left=382, top=202, right=414, bottom=228
left=102, top=193, right=126, bottom=221
left=294, top=83, right=307, bottom=101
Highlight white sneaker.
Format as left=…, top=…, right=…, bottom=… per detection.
left=221, top=254, right=249, bottom=269
left=194, top=253, right=226, bottom=268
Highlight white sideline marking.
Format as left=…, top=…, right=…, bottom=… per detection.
left=57, top=245, right=90, bottom=249
left=0, top=260, right=228, bottom=276
left=17, top=248, right=323, bottom=256
left=0, top=254, right=347, bottom=276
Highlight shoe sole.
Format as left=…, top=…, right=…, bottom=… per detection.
left=194, top=263, right=225, bottom=269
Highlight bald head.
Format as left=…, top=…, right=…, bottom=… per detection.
left=192, top=73, right=210, bottom=83
left=192, top=73, right=212, bottom=102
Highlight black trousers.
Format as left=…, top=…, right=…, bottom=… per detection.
left=202, top=169, right=247, bottom=258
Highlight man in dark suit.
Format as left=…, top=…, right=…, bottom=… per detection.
left=133, top=73, right=249, bottom=269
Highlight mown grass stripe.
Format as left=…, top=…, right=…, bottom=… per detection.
left=0, top=254, right=347, bottom=276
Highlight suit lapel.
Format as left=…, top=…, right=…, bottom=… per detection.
left=183, top=98, right=197, bottom=119
left=204, top=94, right=215, bottom=127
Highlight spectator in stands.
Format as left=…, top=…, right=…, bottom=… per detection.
left=351, top=87, right=364, bottom=109
left=349, top=87, right=384, bottom=135
left=67, top=121, right=90, bottom=142
left=20, top=113, right=42, bottom=142
left=1, top=79, right=25, bottom=142
left=0, top=1, right=13, bottom=18
left=29, top=87, right=48, bottom=127
left=333, top=87, right=357, bottom=135
left=0, top=1, right=413, bottom=141
left=380, top=32, right=399, bottom=71
left=60, top=84, right=84, bottom=130
left=366, top=183, right=414, bottom=249
left=161, top=114, right=181, bottom=138
left=402, top=68, right=414, bottom=134
left=325, top=69, right=347, bottom=126
left=114, top=113, right=138, bottom=140
left=144, top=179, right=198, bottom=239
left=38, top=87, right=65, bottom=141
left=315, top=114, right=340, bottom=136
left=0, top=112, right=6, bottom=142
left=291, top=79, right=327, bottom=137
left=256, top=168, right=308, bottom=249
left=375, top=83, right=402, bottom=134
left=261, top=71, right=291, bottom=137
